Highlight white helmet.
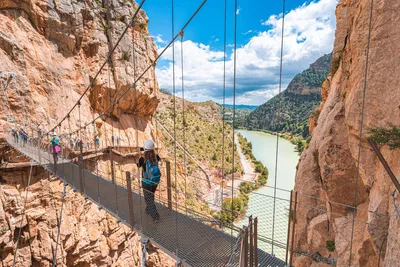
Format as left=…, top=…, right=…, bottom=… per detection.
left=52, top=132, right=57, bottom=136
left=143, top=139, right=155, bottom=151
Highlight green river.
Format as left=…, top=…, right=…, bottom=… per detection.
left=236, top=130, right=300, bottom=260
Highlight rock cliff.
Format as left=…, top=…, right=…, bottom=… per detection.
left=0, top=0, right=171, bottom=266
left=294, top=0, right=400, bottom=266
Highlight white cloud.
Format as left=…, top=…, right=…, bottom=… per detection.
left=153, top=34, right=167, bottom=45
left=243, top=30, right=253, bottom=35
left=156, top=0, right=337, bottom=105
left=236, top=7, right=241, bottom=15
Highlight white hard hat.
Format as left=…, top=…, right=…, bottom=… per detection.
left=143, top=139, right=155, bottom=151
left=53, top=132, right=57, bottom=136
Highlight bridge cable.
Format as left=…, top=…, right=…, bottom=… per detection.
left=0, top=74, right=15, bottom=123
left=62, top=0, right=208, bottom=140
left=131, top=20, right=144, bottom=231
left=179, top=31, right=188, bottom=215
left=42, top=0, right=147, bottom=137
left=348, top=0, right=374, bottom=265
left=12, top=160, right=34, bottom=267
left=231, top=0, right=238, bottom=253
left=171, top=0, right=180, bottom=258
left=52, top=182, right=67, bottom=267
left=221, top=0, right=228, bottom=223
left=271, top=0, right=286, bottom=256
left=108, top=56, right=120, bottom=217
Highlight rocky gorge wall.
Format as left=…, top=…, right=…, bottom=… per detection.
left=0, top=0, right=172, bottom=266
left=294, top=0, right=400, bottom=266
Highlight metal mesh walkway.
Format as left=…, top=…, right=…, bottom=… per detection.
left=7, top=138, right=286, bottom=267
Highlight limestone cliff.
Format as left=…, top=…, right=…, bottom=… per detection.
left=0, top=0, right=159, bottom=145
left=0, top=0, right=171, bottom=266
left=294, top=0, right=400, bottom=266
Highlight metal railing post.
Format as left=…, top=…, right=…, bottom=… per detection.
left=244, top=226, right=249, bottom=266
left=126, top=171, right=135, bottom=227
left=254, top=217, right=258, bottom=267
left=78, top=142, right=84, bottom=193
left=289, top=192, right=298, bottom=267
left=249, top=216, right=253, bottom=267
left=285, top=190, right=294, bottom=264
left=110, top=149, right=115, bottom=184
left=166, top=160, right=172, bottom=209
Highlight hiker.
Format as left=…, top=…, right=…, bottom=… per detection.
left=95, top=136, right=100, bottom=148
left=70, top=137, right=74, bottom=149
left=19, top=127, right=28, bottom=146
left=137, top=139, right=161, bottom=222
left=11, top=128, right=18, bottom=143
left=50, top=132, right=61, bottom=162
left=75, top=138, right=80, bottom=150
left=116, top=136, right=121, bottom=146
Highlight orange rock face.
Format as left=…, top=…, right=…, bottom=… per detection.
left=0, top=0, right=173, bottom=266
left=294, top=0, right=400, bottom=266
left=0, top=0, right=159, bottom=147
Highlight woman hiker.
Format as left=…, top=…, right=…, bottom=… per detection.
left=137, top=139, right=161, bottom=222
left=50, top=132, right=61, bottom=162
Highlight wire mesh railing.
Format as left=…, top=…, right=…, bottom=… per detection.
left=5, top=132, right=286, bottom=267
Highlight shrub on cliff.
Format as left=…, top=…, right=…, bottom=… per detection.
left=370, top=124, right=400, bottom=149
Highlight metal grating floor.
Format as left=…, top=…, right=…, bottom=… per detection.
left=9, top=141, right=287, bottom=267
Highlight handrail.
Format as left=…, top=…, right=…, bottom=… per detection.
left=367, top=138, right=400, bottom=193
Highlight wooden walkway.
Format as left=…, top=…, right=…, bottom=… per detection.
left=8, top=140, right=286, bottom=267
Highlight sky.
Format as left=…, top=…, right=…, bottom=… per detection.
left=142, top=0, right=338, bottom=105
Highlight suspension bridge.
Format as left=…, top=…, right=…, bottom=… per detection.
left=1, top=0, right=398, bottom=266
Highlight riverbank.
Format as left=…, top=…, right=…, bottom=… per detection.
left=213, top=132, right=269, bottom=223
left=238, top=127, right=311, bottom=155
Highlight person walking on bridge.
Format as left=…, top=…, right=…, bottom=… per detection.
left=137, top=139, right=161, bottom=222
left=50, top=132, right=61, bottom=162
left=11, top=128, right=18, bottom=143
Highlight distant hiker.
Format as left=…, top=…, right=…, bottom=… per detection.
left=95, top=136, right=100, bottom=148
left=111, top=135, right=115, bottom=146
left=137, top=139, right=161, bottom=222
left=50, top=132, right=60, bottom=162
left=116, top=136, right=121, bottom=146
left=11, top=128, right=18, bottom=143
left=70, top=137, right=74, bottom=149
left=19, top=127, right=28, bottom=146
left=75, top=138, right=80, bottom=150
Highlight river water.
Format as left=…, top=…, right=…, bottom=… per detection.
left=236, top=130, right=299, bottom=260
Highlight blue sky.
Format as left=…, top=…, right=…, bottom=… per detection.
left=142, top=0, right=337, bottom=105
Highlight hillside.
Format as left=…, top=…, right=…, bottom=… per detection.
left=245, top=53, right=331, bottom=137
left=156, top=93, right=242, bottom=177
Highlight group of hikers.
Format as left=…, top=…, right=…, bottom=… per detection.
left=11, top=127, right=28, bottom=145
left=10, top=125, right=162, bottom=222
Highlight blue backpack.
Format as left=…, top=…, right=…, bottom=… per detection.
left=143, top=160, right=161, bottom=185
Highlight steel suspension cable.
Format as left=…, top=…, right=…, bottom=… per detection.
left=271, top=0, right=286, bottom=256
left=231, top=0, right=238, bottom=253
left=179, top=31, right=188, bottom=214
left=63, top=0, right=208, bottom=140
left=348, top=0, right=374, bottom=265
left=221, top=0, right=227, bottom=215
left=12, top=160, right=34, bottom=267
left=43, top=0, right=147, bottom=137
left=171, top=0, right=179, bottom=258
left=131, top=21, right=143, bottom=230
left=52, top=182, right=67, bottom=267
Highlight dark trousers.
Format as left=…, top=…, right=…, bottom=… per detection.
left=142, top=182, right=159, bottom=220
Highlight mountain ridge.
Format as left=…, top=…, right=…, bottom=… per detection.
left=245, top=53, right=332, bottom=137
